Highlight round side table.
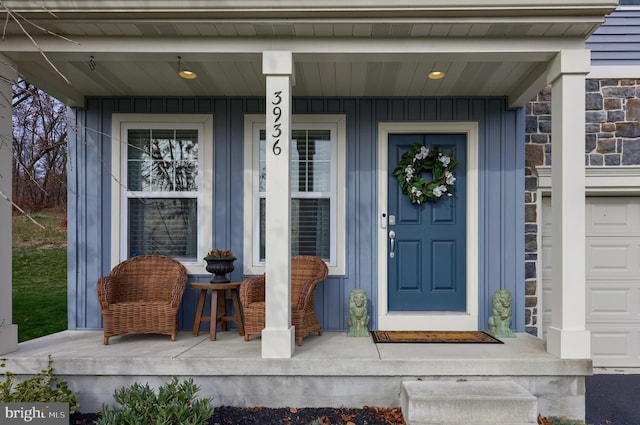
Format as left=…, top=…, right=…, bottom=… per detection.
left=191, top=282, right=244, bottom=341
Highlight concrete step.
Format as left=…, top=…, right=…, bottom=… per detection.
left=400, top=380, right=538, bottom=425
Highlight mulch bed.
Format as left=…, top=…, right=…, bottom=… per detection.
left=69, top=406, right=406, bottom=425
left=69, top=407, right=563, bottom=424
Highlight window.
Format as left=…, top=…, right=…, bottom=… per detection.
left=111, top=114, right=213, bottom=274
left=126, top=127, right=198, bottom=259
left=244, top=115, right=346, bottom=275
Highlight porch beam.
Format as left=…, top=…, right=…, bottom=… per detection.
left=545, top=49, right=591, bottom=360
left=0, top=54, right=18, bottom=355
left=261, top=50, right=295, bottom=358
left=0, top=35, right=586, bottom=57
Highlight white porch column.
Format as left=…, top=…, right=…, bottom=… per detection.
left=546, top=50, right=591, bottom=359
left=261, top=51, right=295, bottom=358
left=0, top=55, right=18, bottom=355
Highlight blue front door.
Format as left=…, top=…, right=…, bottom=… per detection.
left=387, top=133, right=467, bottom=311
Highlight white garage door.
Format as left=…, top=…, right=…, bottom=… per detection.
left=542, top=196, right=640, bottom=368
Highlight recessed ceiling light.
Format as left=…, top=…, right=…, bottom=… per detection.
left=428, top=71, right=445, bottom=80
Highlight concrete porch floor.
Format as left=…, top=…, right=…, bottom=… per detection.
left=1, top=331, right=591, bottom=418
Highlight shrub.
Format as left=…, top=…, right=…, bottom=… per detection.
left=548, top=418, right=587, bottom=425
left=96, top=377, right=214, bottom=425
left=0, top=355, right=79, bottom=413
left=539, top=415, right=588, bottom=425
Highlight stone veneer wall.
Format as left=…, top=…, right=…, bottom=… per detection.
left=524, top=79, right=640, bottom=336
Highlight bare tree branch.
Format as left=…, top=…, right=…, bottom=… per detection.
left=0, top=0, right=79, bottom=84
left=0, top=190, right=45, bottom=229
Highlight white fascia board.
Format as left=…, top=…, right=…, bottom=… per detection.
left=537, top=166, right=640, bottom=195
left=588, top=66, right=640, bottom=79
left=2, top=0, right=617, bottom=14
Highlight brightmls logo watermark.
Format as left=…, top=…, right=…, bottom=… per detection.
left=0, top=403, right=67, bottom=424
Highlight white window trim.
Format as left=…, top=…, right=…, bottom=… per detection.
left=243, top=114, right=346, bottom=276
left=110, top=114, right=213, bottom=274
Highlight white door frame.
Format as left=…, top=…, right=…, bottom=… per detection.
left=377, top=122, right=479, bottom=330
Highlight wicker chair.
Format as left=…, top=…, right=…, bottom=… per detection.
left=97, top=254, right=188, bottom=345
left=240, top=256, right=329, bottom=346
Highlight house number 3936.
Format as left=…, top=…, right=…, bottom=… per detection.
left=271, top=90, right=283, bottom=156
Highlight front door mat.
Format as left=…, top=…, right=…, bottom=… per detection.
left=370, top=330, right=503, bottom=344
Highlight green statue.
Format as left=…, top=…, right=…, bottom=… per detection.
left=487, top=289, right=515, bottom=338
left=348, top=289, right=370, bottom=337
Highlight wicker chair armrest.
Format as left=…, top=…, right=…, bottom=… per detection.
left=240, top=274, right=266, bottom=306
left=97, top=273, right=134, bottom=305
left=97, top=273, right=136, bottom=308
left=293, top=261, right=328, bottom=310
left=293, top=277, right=327, bottom=310
left=170, top=275, right=188, bottom=308
left=96, top=276, right=113, bottom=309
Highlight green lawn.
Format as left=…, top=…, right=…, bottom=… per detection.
left=12, top=214, right=68, bottom=342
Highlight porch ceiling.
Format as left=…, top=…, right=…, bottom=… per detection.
left=0, top=1, right=617, bottom=107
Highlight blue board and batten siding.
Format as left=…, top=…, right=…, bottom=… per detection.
left=67, top=96, right=524, bottom=333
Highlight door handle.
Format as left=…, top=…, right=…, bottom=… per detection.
left=389, top=230, right=396, bottom=258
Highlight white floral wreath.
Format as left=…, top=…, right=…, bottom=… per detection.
left=392, top=142, right=457, bottom=204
